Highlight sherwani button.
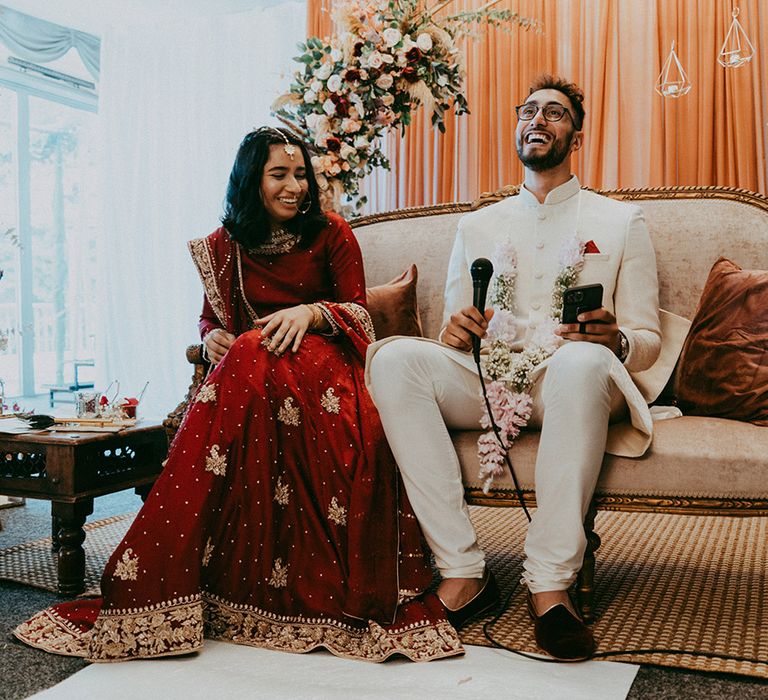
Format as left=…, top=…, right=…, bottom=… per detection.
left=534, top=272, right=543, bottom=279
left=537, top=212, right=546, bottom=220
left=536, top=241, right=545, bottom=249
left=531, top=303, right=541, bottom=310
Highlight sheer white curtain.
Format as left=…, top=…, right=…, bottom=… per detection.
left=97, top=2, right=306, bottom=417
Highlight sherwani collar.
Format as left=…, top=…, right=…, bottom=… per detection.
left=518, top=175, right=581, bottom=206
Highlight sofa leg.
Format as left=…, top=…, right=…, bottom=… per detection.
left=577, top=500, right=600, bottom=623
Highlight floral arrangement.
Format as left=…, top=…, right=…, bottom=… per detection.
left=273, top=0, right=540, bottom=211
left=477, top=233, right=585, bottom=492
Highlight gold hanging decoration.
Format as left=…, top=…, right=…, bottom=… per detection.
left=656, top=41, right=691, bottom=98
left=718, top=8, right=756, bottom=68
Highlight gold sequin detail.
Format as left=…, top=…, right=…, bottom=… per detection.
left=196, top=383, right=217, bottom=404
left=113, top=548, right=139, bottom=581
left=320, top=387, right=340, bottom=414
left=278, top=397, right=300, bottom=426
left=205, top=444, right=227, bottom=476
left=274, top=476, right=290, bottom=506
left=268, top=558, right=288, bottom=588
left=202, top=538, right=214, bottom=567
left=328, top=497, right=347, bottom=526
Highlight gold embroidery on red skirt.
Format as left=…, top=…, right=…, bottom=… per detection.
left=196, top=382, right=217, bottom=404
left=327, top=496, right=347, bottom=526
left=320, top=387, right=341, bottom=414
left=268, top=558, right=288, bottom=588
left=202, top=537, right=214, bottom=567
left=274, top=475, right=290, bottom=506
left=277, top=397, right=301, bottom=426
left=205, top=444, right=227, bottom=476
left=113, top=548, right=139, bottom=581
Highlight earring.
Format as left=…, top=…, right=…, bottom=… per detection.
left=297, top=195, right=311, bottom=214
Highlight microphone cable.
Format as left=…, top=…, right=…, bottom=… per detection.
left=472, top=349, right=765, bottom=667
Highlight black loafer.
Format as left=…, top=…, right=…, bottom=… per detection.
left=439, top=569, right=500, bottom=629
left=527, top=590, right=596, bottom=660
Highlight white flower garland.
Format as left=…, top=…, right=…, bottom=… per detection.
left=478, top=230, right=586, bottom=493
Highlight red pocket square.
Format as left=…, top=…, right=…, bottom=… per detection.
left=584, top=240, right=601, bottom=254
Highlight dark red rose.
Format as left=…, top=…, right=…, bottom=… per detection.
left=325, top=137, right=341, bottom=152
left=406, top=47, right=422, bottom=63
left=345, top=68, right=361, bottom=82
left=330, top=93, right=350, bottom=117
left=401, top=66, right=419, bottom=82
left=353, top=42, right=364, bottom=57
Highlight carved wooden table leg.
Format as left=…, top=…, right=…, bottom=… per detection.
left=51, top=514, right=61, bottom=552
left=52, top=499, right=94, bottom=596
left=577, top=500, right=601, bottom=623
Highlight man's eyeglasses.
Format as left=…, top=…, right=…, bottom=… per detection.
left=515, top=102, right=573, bottom=123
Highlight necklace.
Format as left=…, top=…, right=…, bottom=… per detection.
left=478, top=192, right=585, bottom=491
left=248, top=226, right=299, bottom=256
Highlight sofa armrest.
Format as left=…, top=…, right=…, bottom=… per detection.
left=162, top=344, right=210, bottom=441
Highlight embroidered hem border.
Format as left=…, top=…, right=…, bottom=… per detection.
left=14, top=593, right=464, bottom=663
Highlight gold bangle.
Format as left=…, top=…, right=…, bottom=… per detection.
left=306, top=303, right=323, bottom=330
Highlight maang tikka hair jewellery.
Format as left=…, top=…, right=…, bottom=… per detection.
left=255, top=126, right=297, bottom=160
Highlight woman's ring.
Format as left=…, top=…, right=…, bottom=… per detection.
left=579, top=322, right=587, bottom=335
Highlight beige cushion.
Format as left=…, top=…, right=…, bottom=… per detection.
left=455, top=416, right=768, bottom=499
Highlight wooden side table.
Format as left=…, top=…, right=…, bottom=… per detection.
left=0, top=423, right=168, bottom=595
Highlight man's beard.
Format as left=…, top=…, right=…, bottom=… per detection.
left=516, top=130, right=574, bottom=172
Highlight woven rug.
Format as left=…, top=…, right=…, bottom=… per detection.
left=0, top=513, right=135, bottom=596
left=1, top=507, right=766, bottom=678
left=461, top=507, right=768, bottom=679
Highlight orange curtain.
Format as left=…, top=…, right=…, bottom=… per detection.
left=305, top=0, right=767, bottom=209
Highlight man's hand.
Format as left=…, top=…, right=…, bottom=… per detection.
left=255, top=304, right=315, bottom=355
left=556, top=307, right=621, bottom=355
left=204, top=328, right=236, bottom=364
left=441, top=306, right=495, bottom=352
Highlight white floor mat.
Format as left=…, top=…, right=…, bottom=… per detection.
left=32, top=641, right=638, bottom=700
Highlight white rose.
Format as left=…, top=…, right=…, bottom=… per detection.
left=402, top=35, right=416, bottom=50
left=382, top=27, right=402, bottom=47
left=326, top=74, right=342, bottom=93
left=341, top=118, right=361, bottom=133
left=310, top=155, right=323, bottom=170
left=381, top=53, right=394, bottom=64
left=340, top=143, right=356, bottom=160
left=310, top=79, right=323, bottom=93
left=381, top=93, right=395, bottom=106
left=416, top=33, right=433, bottom=52
left=353, top=135, right=369, bottom=149
left=322, top=98, right=336, bottom=116
left=437, top=74, right=449, bottom=87
left=376, top=73, right=394, bottom=89
left=330, top=47, right=343, bottom=62
left=315, top=63, right=332, bottom=80
left=303, top=90, right=317, bottom=103
left=366, top=51, right=384, bottom=69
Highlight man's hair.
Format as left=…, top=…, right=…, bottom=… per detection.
left=528, top=74, right=585, bottom=130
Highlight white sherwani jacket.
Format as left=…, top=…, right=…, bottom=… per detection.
left=367, top=176, right=685, bottom=458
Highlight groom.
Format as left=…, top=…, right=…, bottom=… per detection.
left=367, top=74, right=661, bottom=660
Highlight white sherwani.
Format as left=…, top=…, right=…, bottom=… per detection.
left=367, top=177, right=664, bottom=590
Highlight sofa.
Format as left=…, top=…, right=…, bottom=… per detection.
left=165, top=185, right=768, bottom=621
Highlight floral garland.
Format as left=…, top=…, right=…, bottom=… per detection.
left=477, top=233, right=585, bottom=492
left=273, top=0, right=540, bottom=212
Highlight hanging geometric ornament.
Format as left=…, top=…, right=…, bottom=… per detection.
left=718, top=8, right=756, bottom=68
left=655, top=41, right=692, bottom=98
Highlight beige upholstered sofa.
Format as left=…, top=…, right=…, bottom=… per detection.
left=350, top=185, right=768, bottom=620
left=166, top=185, right=768, bottom=620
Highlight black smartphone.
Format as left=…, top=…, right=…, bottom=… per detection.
left=561, top=283, right=603, bottom=324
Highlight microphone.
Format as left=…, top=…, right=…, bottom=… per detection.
left=470, top=257, right=494, bottom=362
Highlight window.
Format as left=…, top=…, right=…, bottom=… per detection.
left=0, top=32, right=99, bottom=403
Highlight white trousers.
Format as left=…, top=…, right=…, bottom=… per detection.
left=368, top=338, right=626, bottom=592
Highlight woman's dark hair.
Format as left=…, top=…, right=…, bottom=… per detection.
left=221, top=127, right=327, bottom=248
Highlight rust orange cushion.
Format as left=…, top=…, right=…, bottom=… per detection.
left=676, top=257, right=768, bottom=425
left=366, top=264, right=423, bottom=340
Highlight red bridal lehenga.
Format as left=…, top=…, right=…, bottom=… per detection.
left=15, top=214, right=462, bottom=662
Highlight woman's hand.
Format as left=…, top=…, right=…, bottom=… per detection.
left=204, top=328, right=236, bottom=364
left=256, top=304, right=315, bottom=355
